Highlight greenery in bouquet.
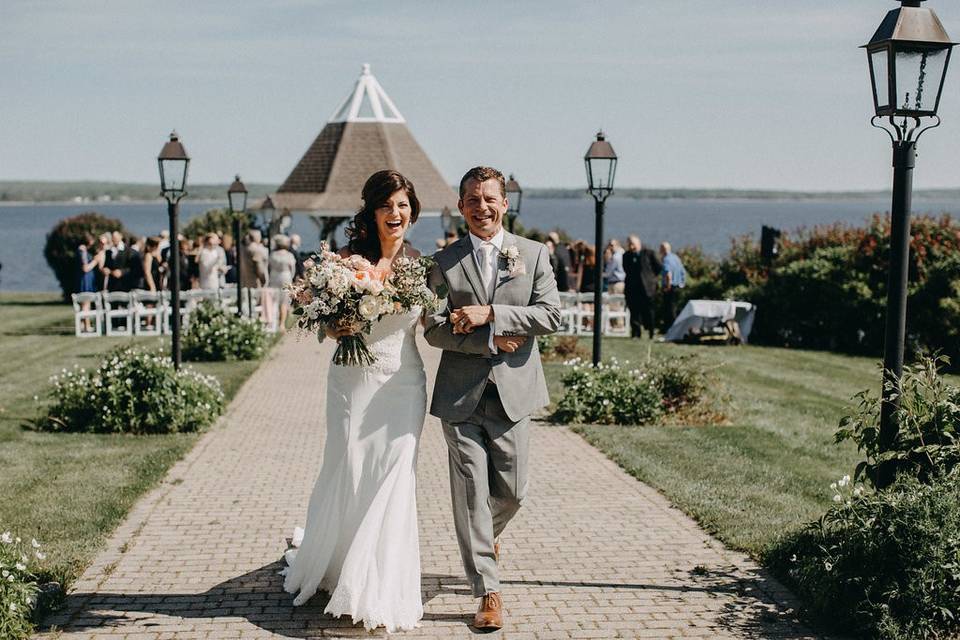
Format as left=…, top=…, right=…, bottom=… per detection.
left=287, top=246, right=441, bottom=367
left=183, top=301, right=267, bottom=361
left=36, top=345, right=224, bottom=434
left=0, top=532, right=45, bottom=640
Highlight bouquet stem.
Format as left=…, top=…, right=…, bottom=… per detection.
left=333, top=335, right=376, bottom=367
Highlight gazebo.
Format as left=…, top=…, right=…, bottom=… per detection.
left=265, top=64, right=458, bottom=242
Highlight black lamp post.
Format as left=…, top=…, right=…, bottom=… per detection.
left=228, top=176, right=248, bottom=318
left=584, top=131, right=618, bottom=367
left=157, top=131, right=190, bottom=370
left=505, top=174, right=522, bottom=233
left=261, top=195, right=276, bottom=254
left=863, top=0, right=955, bottom=488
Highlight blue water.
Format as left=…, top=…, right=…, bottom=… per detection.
left=3, top=196, right=959, bottom=292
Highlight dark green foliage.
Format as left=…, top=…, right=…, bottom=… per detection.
left=671, top=215, right=960, bottom=365
left=37, top=345, right=224, bottom=434
left=836, top=357, right=960, bottom=488
left=182, top=302, right=267, bottom=362
left=769, top=472, right=960, bottom=639
left=43, top=212, right=127, bottom=300
left=181, top=207, right=255, bottom=240
left=553, top=355, right=714, bottom=425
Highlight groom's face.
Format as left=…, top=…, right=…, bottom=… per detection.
left=459, top=178, right=507, bottom=240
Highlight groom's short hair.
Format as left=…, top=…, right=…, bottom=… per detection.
left=458, top=166, right=505, bottom=198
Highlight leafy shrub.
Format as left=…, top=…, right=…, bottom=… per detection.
left=537, top=334, right=588, bottom=361
left=670, top=214, right=960, bottom=363
left=554, top=359, right=663, bottom=425
left=183, top=302, right=267, bottom=361
left=0, top=532, right=45, bottom=640
left=43, top=212, right=128, bottom=300
left=37, top=345, right=224, bottom=434
left=647, top=354, right=708, bottom=412
left=769, top=472, right=960, bottom=639
left=553, top=355, right=717, bottom=425
left=182, top=207, right=255, bottom=240
left=836, top=357, right=960, bottom=488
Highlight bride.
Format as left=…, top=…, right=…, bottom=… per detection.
left=283, top=170, right=427, bottom=632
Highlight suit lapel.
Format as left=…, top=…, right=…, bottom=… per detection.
left=492, top=232, right=518, bottom=301
left=455, top=236, right=488, bottom=305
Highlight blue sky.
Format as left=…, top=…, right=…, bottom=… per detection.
left=1, top=0, right=959, bottom=190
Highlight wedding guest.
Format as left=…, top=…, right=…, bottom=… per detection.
left=223, top=233, right=237, bottom=284
left=142, top=237, right=163, bottom=292
left=547, top=231, right=571, bottom=292
left=659, top=241, right=686, bottom=327
left=102, top=231, right=128, bottom=291
left=239, top=229, right=269, bottom=288
left=123, top=235, right=145, bottom=291
left=603, top=239, right=626, bottom=294
left=77, top=234, right=105, bottom=331
left=623, top=234, right=661, bottom=339
left=198, top=232, right=227, bottom=290
left=577, top=243, right=597, bottom=293
left=269, top=235, right=298, bottom=330
left=289, top=233, right=306, bottom=279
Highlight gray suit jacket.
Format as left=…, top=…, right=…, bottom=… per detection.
left=424, top=232, right=561, bottom=423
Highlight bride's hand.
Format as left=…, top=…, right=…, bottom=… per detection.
left=325, top=325, right=356, bottom=339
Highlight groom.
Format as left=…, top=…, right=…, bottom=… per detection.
left=424, top=166, right=561, bottom=630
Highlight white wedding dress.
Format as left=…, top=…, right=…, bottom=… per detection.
left=283, top=308, right=426, bottom=632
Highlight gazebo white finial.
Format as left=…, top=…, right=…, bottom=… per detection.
left=329, top=64, right=405, bottom=124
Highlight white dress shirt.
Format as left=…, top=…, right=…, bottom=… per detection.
left=468, top=228, right=504, bottom=357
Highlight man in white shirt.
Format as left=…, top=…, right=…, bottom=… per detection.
left=424, top=166, right=561, bottom=631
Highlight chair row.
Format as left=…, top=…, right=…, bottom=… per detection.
left=70, top=288, right=283, bottom=337
left=557, top=292, right=630, bottom=337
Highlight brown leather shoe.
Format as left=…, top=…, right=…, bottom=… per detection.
left=474, top=592, right=503, bottom=630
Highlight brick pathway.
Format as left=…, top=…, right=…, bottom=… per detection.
left=39, top=333, right=819, bottom=639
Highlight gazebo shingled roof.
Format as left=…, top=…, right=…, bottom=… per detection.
left=269, top=64, right=457, bottom=217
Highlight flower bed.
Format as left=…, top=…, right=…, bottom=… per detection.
left=0, top=532, right=46, bottom=640
left=36, top=345, right=224, bottom=434
left=183, top=301, right=267, bottom=362
left=553, top=355, right=719, bottom=426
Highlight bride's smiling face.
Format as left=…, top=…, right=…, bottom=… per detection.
left=374, top=190, right=412, bottom=242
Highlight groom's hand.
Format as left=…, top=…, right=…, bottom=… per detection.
left=493, top=335, right=527, bottom=352
left=450, top=305, right=494, bottom=334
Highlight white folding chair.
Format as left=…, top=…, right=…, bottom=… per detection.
left=219, top=287, right=239, bottom=317
left=603, top=293, right=630, bottom=337
left=71, top=292, right=103, bottom=337
left=576, top=292, right=596, bottom=335
left=239, top=287, right=263, bottom=322
left=558, top=292, right=580, bottom=336
left=103, top=291, right=133, bottom=336
left=132, top=290, right=163, bottom=336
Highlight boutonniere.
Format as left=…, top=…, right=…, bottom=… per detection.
left=500, top=246, right=525, bottom=277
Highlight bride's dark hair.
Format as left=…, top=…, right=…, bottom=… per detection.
left=345, top=170, right=421, bottom=261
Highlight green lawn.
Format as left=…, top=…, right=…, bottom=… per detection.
left=0, top=293, right=269, bottom=587
left=543, top=338, right=959, bottom=560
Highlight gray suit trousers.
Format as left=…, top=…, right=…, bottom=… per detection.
left=441, top=383, right=529, bottom=597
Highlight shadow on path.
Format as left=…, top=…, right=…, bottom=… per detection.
left=43, top=562, right=814, bottom=638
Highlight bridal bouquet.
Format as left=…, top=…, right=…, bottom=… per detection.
left=287, top=245, right=443, bottom=366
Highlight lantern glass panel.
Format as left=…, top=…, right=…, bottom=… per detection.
left=894, top=47, right=949, bottom=112
left=228, top=190, right=247, bottom=213
left=871, top=48, right=890, bottom=110
left=160, top=158, right=188, bottom=193
left=587, top=158, right=616, bottom=192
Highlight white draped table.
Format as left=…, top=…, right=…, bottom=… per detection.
left=664, top=299, right=756, bottom=344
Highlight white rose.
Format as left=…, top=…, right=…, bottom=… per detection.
left=358, top=295, right=380, bottom=320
